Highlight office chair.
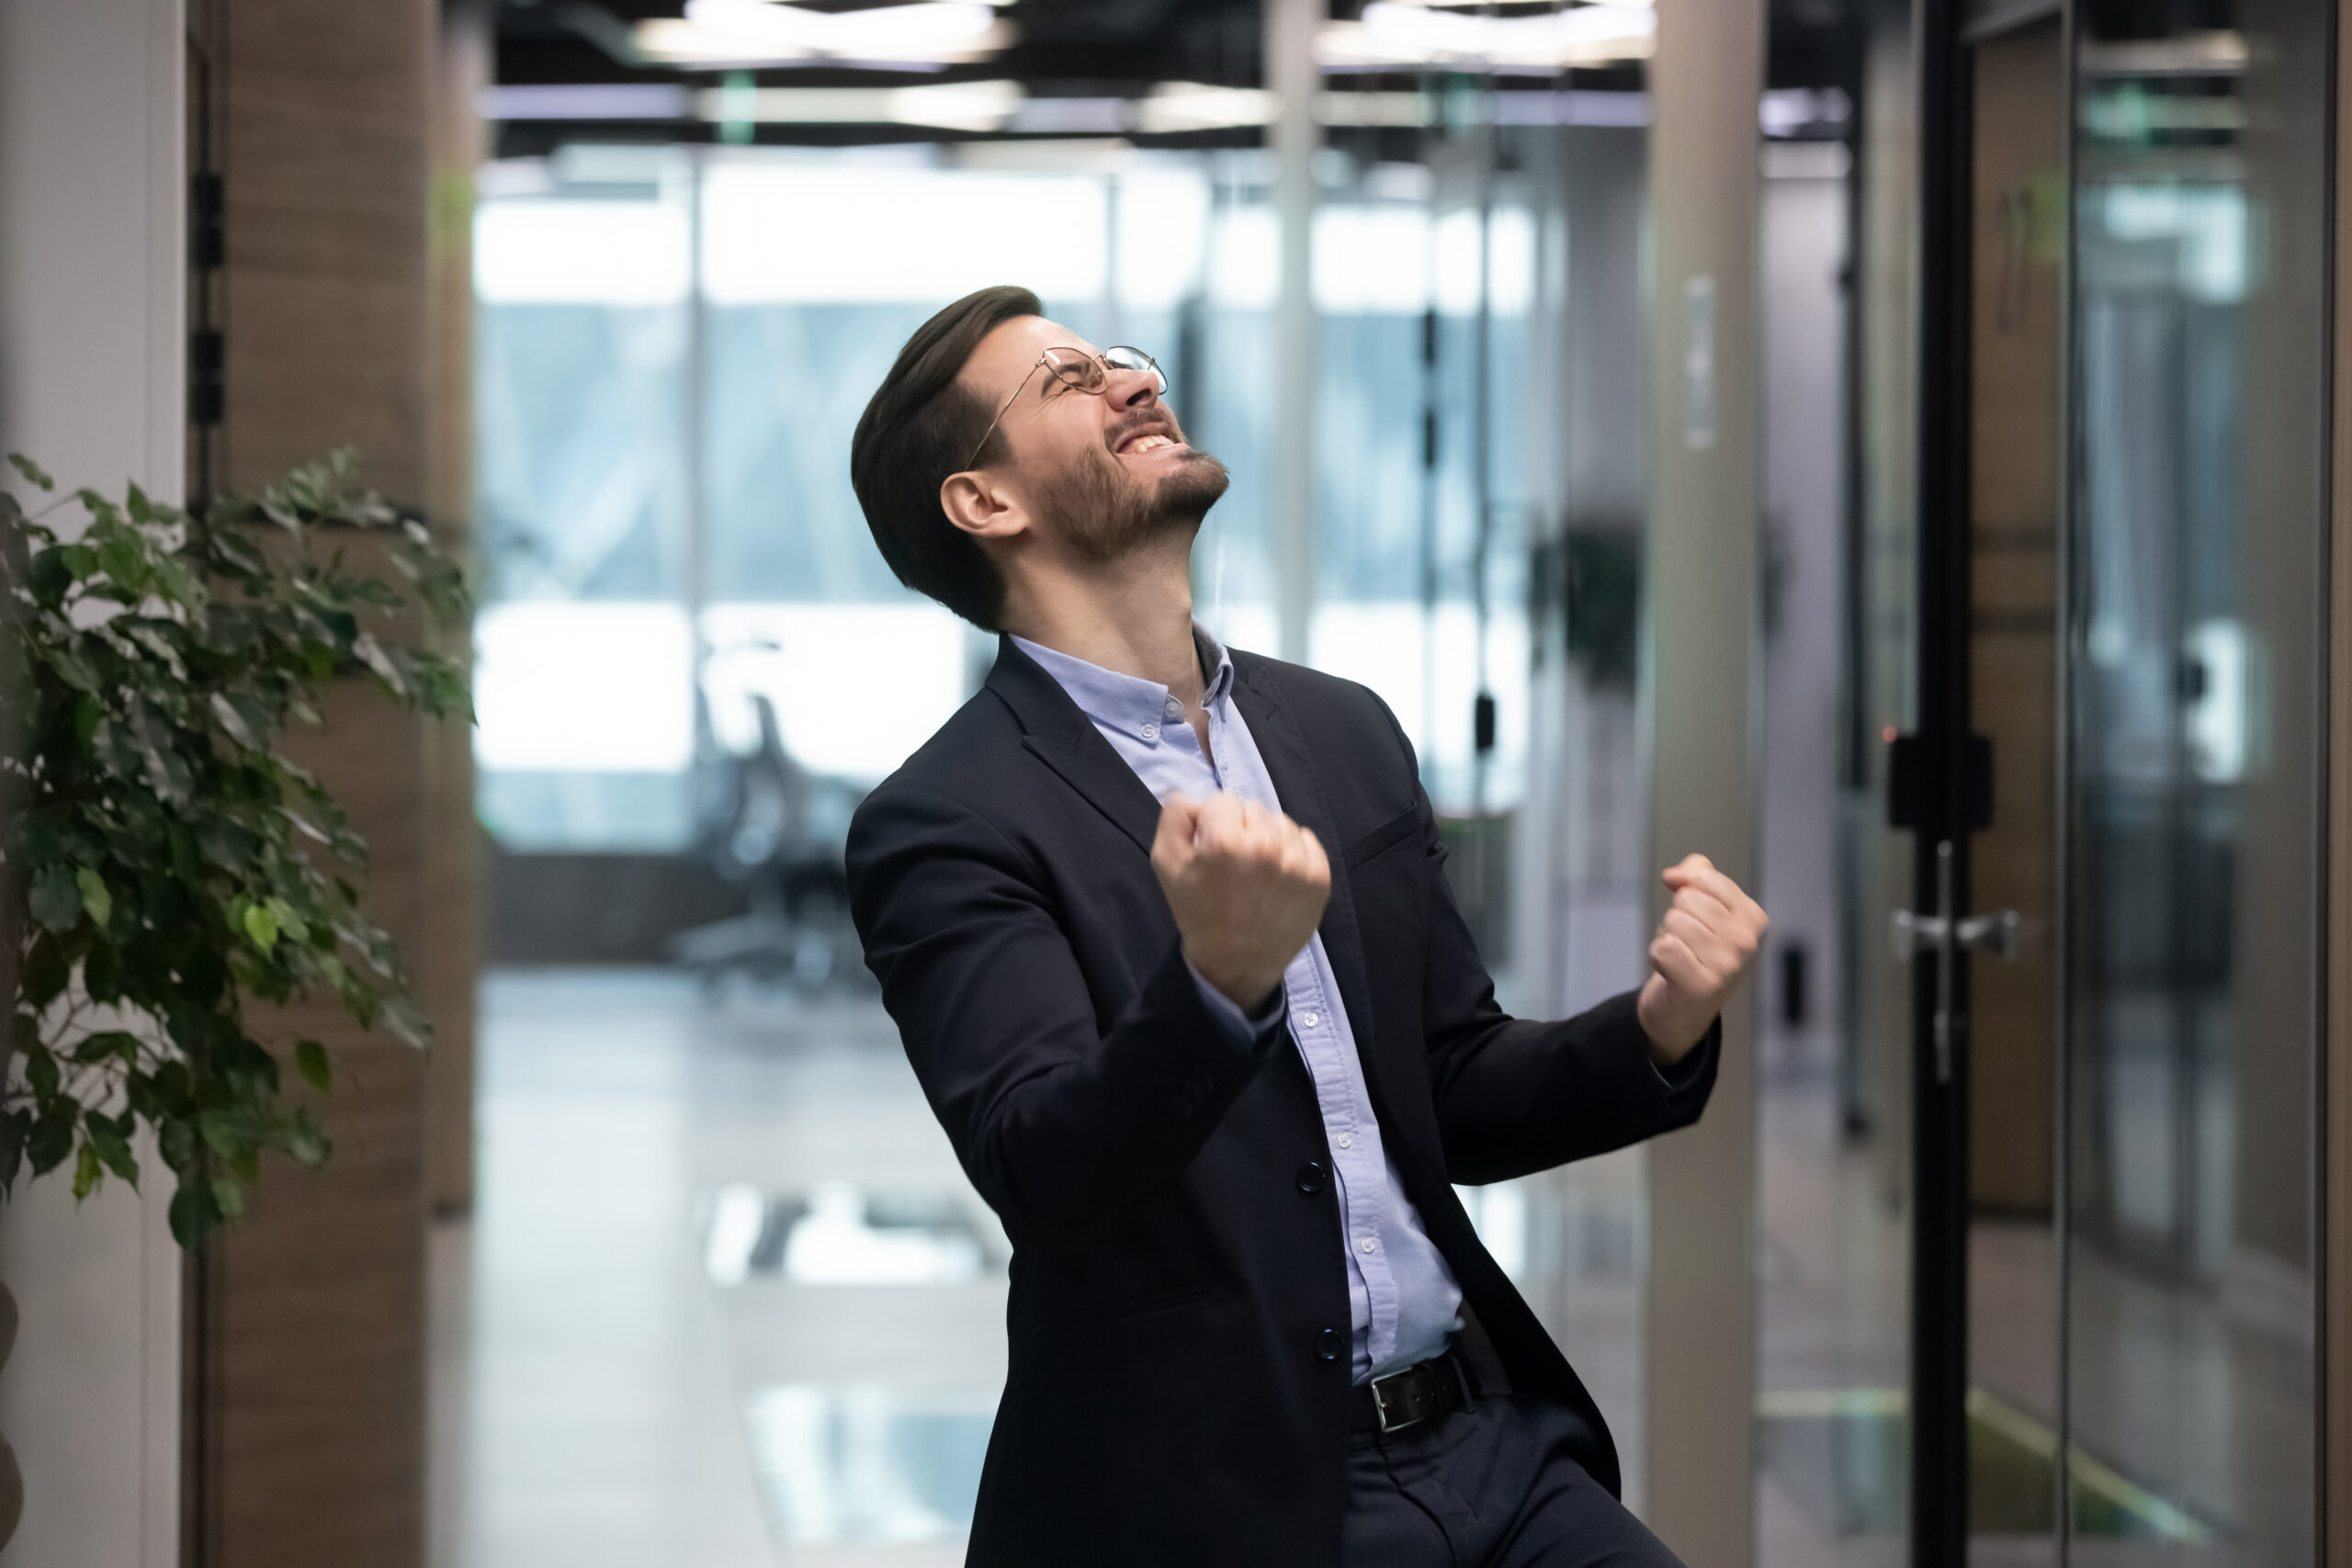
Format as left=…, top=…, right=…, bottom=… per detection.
left=670, top=687, right=856, bottom=992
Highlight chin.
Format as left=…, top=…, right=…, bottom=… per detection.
left=1155, top=450, right=1231, bottom=518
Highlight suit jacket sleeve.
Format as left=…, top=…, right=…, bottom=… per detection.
left=847, top=782, right=1279, bottom=1254
left=1368, top=699, right=1721, bottom=1185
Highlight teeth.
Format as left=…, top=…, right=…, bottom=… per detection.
left=1128, top=434, right=1171, bottom=453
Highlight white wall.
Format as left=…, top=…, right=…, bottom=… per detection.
left=0, top=0, right=187, bottom=1563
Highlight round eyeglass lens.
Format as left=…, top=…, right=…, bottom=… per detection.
left=1102, top=345, right=1167, bottom=394
left=1044, top=348, right=1101, bottom=391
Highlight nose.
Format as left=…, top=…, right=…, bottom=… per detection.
left=1106, top=363, right=1159, bottom=411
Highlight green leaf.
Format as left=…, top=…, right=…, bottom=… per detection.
left=265, top=897, right=311, bottom=947
left=87, top=1118, right=138, bottom=1186
left=27, top=547, right=73, bottom=605
left=349, top=632, right=407, bottom=695
left=8, top=451, right=54, bottom=489
left=295, top=1038, right=332, bottom=1091
left=209, top=692, right=259, bottom=749
left=95, top=532, right=148, bottom=593
left=197, top=1109, right=243, bottom=1159
left=149, top=552, right=206, bottom=608
left=26, top=1103, right=74, bottom=1176
left=73, top=1031, right=141, bottom=1066
left=123, top=622, right=187, bottom=680
left=211, top=1175, right=247, bottom=1222
left=242, top=901, right=280, bottom=953
left=28, top=864, right=82, bottom=931
left=75, top=866, right=112, bottom=931
left=284, top=1113, right=329, bottom=1168
left=73, top=1141, right=102, bottom=1201
left=24, top=1046, right=60, bottom=1098
left=168, top=1182, right=219, bottom=1249
left=0, top=1111, right=28, bottom=1195
left=381, top=995, right=431, bottom=1049
left=45, top=647, right=99, bottom=693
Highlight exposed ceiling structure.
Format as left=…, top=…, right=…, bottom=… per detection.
left=487, top=0, right=1857, bottom=156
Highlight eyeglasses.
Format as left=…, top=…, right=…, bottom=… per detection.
left=964, top=344, right=1168, bottom=471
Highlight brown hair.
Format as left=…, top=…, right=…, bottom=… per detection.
left=849, top=285, right=1042, bottom=629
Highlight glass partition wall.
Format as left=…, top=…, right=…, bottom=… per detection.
left=469, top=141, right=1548, bottom=851
left=2064, top=0, right=2327, bottom=1557
left=1756, top=0, right=2329, bottom=1560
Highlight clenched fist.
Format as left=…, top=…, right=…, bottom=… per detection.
left=1151, top=794, right=1331, bottom=1012
left=1637, top=853, right=1768, bottom=1063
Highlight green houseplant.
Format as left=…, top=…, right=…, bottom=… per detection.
left=0, top=449, right=469, bottom=1247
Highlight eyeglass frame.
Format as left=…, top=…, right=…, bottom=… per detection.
left=962, top=345, right=1168, bottom=472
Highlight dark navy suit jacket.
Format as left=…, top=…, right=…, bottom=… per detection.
left=845, top=637, right=1718, bottom=1567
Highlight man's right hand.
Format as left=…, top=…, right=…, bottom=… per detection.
left=1150, top=794, right=1331, bottom=1012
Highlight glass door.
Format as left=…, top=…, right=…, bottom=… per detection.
left=2060, top=0, right=2327, bottom=1558
left=1902, top=0, right=2329, bottom=1562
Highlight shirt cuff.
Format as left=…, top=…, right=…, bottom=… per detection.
left=1188, top=961, right=1289, bottom=1051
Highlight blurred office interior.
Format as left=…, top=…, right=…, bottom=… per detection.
left=0, top=0, right=2346, bottom=1566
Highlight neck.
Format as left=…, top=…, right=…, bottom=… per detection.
left=999, top=533, right=1204, bottom=703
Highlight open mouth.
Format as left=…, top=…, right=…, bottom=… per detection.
left=1112, top=426, right=1184, bottom=457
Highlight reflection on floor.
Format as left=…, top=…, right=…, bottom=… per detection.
left=1755, top=1034, right=2315, bottom=1566
left=1758, top=1385, right=2209, bottom=1542
left=433, top=970, right=2311, bottom=1566
left=431, top=969, right=1002, bottom=1568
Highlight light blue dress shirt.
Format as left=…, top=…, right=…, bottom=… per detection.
left=1012, top=627, right=1464, bottom=1383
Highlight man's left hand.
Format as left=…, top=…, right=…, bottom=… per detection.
left=1636, top=853, right=1768, bottom=1064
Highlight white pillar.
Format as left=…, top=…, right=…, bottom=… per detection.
left=0, top=4, right=187, bottom=1562
left=1639, top=0, right=1762, bottom=1562
left=1265, top=0, right=1318, bottom=666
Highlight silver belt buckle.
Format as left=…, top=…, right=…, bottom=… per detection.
left=1370, top=1370, right=1424, bottom=1435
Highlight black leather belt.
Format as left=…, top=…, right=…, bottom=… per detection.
left=1350, top=1348, right=1477, bottom=1436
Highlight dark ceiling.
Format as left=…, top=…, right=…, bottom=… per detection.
left=488, top=0, right=1860, bottom=157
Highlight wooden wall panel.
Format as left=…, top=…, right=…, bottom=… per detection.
left=1964, top=22, right=2062, bottom=1218
left=198, top=2, right=439, bottom=1564
left=421, top=0, right=486, bottom=1216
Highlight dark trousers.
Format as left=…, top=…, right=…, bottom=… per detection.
left=1341, top=1394, right=1687, bottom=1568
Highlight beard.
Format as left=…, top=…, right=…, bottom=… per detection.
left=1038, top=442, right=1231, bottom=565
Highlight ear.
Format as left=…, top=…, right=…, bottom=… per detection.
left=940, top=468, right=1031, bottom=544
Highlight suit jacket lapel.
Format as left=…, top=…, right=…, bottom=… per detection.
left=1230, top=656, right=1384, bottom=1090
left=985, top=635, right=1163, bottom=857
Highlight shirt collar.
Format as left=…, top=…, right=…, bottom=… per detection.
left=1011, top=623, right=1234, bottom=746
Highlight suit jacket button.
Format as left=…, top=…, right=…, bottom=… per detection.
left=1317, top=1327, right=1344, bottom=1362
left=1295, top=1160, right=1327, bottom=1195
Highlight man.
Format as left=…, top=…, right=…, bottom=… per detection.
left=845, top=285, right=1764, bottom=1567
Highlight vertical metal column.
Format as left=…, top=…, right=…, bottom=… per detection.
left=1266, top=0, right=1317, bottom=666
left=1908, top=1, right=1971, bottom=1559
left=684, top=144, right=713, bottom=776
left=1641, top=0, right=1763, bottom=1560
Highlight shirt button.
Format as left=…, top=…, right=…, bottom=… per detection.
left=1140, top=723, right=1159, bottom=741
left=1302, top=1011, right=1319, bottom=1029
left=1337, top=1134, right=1353, bottom=1150
left=1358, top=1237, right=1378, bottom=1254
left=1316, top=1327, right=1344, bottom=1362
left=1295, top=1160, right=1327, bottom=1195
left=1164, top=696, right=1183, bottom=718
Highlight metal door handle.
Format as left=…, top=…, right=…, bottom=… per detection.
left=1888, top=841, right=2022, bottom=1084
left=1890, top=908, right=2021, bottom=962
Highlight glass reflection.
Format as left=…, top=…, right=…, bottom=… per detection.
left=2067, top=0, right=2324, bottom=1557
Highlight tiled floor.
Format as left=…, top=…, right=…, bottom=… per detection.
left=431, top=970, right=999, bottom=1568
left=431, top=969, right=2315, bottom=1567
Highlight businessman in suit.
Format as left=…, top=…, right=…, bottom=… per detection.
left=845, top=285, right=1765, bottom=1567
